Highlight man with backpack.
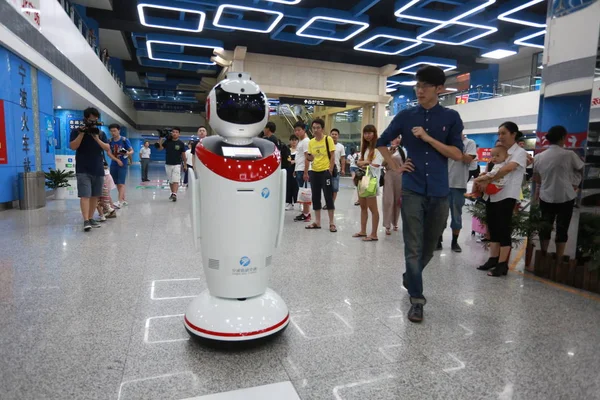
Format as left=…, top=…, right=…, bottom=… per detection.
left=107, top=124, right=133, bottom=207
left=263, top=121, right=291, bottom=170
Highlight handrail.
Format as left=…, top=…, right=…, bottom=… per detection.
left=56, top=0, right=124, bottom=90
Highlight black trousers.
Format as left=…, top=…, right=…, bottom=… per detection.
left=286, top=167, right=298, bottom=204
left=141, top=158, right=150, bottom=181
left=310, top=170, right=334, bottom=211
left=539, top=199, right=575, bottom=243
left=468, top=166, right=480, bottom=181
left=486, top=198, right=516, bottom=247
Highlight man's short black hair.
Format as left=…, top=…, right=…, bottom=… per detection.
left=198, top=125, right=206, bottom=130
left=293, top=121, right=306, bottom=130
left=330, top=128, right=340, bottom=135
left=83, top=107, right=100, bottom=119
left=546, top=125, right=568, bottom=144
left=108, top=123, right=120, bottom=130
left=312, top=118, right=325, bottom=129
left=265, top=121, right=276, bottom=133
left=172, top=127, right=181, bottom=133
left=289, top=134, right=299, bottom=141
left=415, top=66, right=446, bottom=86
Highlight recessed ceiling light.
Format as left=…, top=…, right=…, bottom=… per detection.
left=56, top=105, right=62, bottom=109
left=481, top=49, right=517, bottom=59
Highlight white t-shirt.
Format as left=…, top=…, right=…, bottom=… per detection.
left=534, top=145, right=584, bottom=203
left=295, top=137, right=310, bottom=172
left=140, top=147, right=151, bottom=159
left=348, top=152, right=359, bottom=168
left=490, top=143, right=527, bottom=202
left=448, top=137, right=476, bottom=189
left=334, top=142, right=346, bottom=172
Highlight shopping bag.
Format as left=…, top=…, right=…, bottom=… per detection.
left=298, top=183, right=312, bottom=204
left=358, top=166, right=378, bottom=198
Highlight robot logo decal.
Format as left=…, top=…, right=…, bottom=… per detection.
left=261, top=188, right=270, bottom=199
left=240, top=256, right=251, bottom=267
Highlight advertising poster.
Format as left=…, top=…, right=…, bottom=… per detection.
left=477, top=147, right=492, bottom=163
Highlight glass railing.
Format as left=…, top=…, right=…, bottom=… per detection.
left=56, top=0, right=124, bottom=89
left=396, top=75, right=542, bottom=111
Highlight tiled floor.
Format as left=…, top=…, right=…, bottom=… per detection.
left=1, top=163, right=599, bottom=400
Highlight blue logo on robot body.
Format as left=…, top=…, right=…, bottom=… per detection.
left=261, top=188, right=270, bottom=199
left=240, top=256, right=251, bottom=267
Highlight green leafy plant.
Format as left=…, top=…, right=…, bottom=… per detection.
left=576, top=212, right=600, bottom=271
left=44, top=168, right=75, bottom=189
left=467, top=202, right=547, bottom=246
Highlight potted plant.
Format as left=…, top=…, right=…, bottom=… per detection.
left=44, top=168, right=75, bottom=200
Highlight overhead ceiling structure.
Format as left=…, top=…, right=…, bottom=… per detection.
left=86, top=0, right=548, bottom=107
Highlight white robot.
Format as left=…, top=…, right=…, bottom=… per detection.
left=185, top=72, right=289, bottom=343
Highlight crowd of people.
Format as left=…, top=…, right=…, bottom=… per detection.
left=69, top=67, right=584, bottom=323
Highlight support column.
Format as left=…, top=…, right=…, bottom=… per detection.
left=31, top=66, right=41, bottom=171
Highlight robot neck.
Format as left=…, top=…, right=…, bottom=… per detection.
left=221, top=136, right=254, bottom=145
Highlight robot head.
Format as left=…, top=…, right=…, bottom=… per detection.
left=206, top=72, right=268, bottom=140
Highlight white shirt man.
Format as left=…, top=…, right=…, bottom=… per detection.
left=329, top=129, right=346, bottom=205
left=293, top=122, right=311, bottom=222
left=441, top=134, right=477, bottom=252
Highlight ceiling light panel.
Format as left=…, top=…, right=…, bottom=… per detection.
left=138, top=1, right=206, bottom=33
left=296, top=9, right=370, bottom=42
left=514, top=29, right=546, bottom=49
left=394, top=0, right=496, bottom=25
left=354, top=28, right=422, bottom=55
left=498, top=0, right=547, bottom=28
left=395, top=57, right=457, bottom=75
left=481, top=49, right=517, bottom=59
left=213, top=4, right=284, bottom=33
left=418, top=20, right=498, bottom=46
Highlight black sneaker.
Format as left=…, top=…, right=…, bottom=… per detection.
left=436, top=240, right=443, bottom=251
left=172, top=194, right=177, bottom=202
left=83, top=220, right=92, bottom=232
left=169, top=193, right=174, bottom=200
left=408, top=303, right=424, bottom=323
left=89, top=219, right=102, bottom=228
left=451, top=242, right=462, bottom=253
left=294, top=213, right=308, bottom=222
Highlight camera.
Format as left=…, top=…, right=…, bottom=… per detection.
left=81, top=120, right=104, bottom=135
left=157, top=128, right=172, bottom=140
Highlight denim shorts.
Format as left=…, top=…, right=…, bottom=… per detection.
left=331, top=175, right=340, bottom=193
left=110, top=163, right=128, bottom=185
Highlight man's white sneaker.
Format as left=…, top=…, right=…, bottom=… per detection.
left=285, top=203, right=294, bottom=211
left=98, top=214, right=107, bottom=222
left=113, top=201, right=121, bottom=209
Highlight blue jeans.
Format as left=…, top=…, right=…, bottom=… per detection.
left=448, top=188, right=466, bottom=231
left=331, top=175, right=340, bottom=193
left=400, top=190, right=449, bottom=303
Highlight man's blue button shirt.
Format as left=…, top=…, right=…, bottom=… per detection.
left=376, top=103, right=464, bottom=197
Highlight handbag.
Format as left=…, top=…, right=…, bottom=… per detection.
left=358, top=166, right=378, bottom=198
left=325, top=136, right=338, bottom=177
left=298, top=182, right=312, bottom=204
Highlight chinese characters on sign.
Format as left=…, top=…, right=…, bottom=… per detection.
left=19, top=63, right=31, bottom=172
left=231, top=267, right=258, bottom=276
left=7, top=0, right=41, bottom=30
left=278, top=97, right=347, bottom=108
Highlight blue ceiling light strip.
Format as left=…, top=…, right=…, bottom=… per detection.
left=513, top=28, right=546, bottom=49
left=137, top=0, right=207, bottom=32
left=213, top=0, right=285, bottom=33
left=270, top=7, right=325, bottom=46
left=145, top=33, right=224, bottom=66
left=496, top=0, right=546, bottom=50
left=296, top=8, right=370, bottom=42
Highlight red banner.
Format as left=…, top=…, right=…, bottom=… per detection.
left=477, top=147, right=492, bottom=163
left=536, top=130, right=588, bottom=149
left=0, top=100, right=7, bottom=164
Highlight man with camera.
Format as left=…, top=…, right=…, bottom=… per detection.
left=69, top=107, right=110, bottom=231
left=107, top=124, right=133, bottom=207
left=157, top=127, right=187, bottom=202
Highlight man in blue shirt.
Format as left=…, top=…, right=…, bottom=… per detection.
left=69, top=107, right=110, bottom=231
left=377, top=66, right=464, bottom=323
left=107, top=124, right=133, bottom=207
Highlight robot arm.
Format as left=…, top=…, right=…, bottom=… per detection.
left=189, top=166, right=202, bottom=247
left=275, top=169, right=286, bottom=248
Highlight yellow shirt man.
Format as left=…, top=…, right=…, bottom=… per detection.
left=308, top=135, right=335, bottom=172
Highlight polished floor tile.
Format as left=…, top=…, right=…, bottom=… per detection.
left=0, top=164, right=599, bottom=400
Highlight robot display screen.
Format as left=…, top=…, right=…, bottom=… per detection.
left=215, top=86, right=266, bottom=125
left=222, top=147, right=263, bottom=158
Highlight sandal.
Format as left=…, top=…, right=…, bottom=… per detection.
left=353, top=233, right=367, bottom=238
left=305, top=223, right=321, bottom=229
left=393, top=226, right=399, bottom=231
left=329, top=224, right=337, bottom=232
left=363, top=237, right=378, bottom=242
left=385, top=228, right=391, bottom=236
